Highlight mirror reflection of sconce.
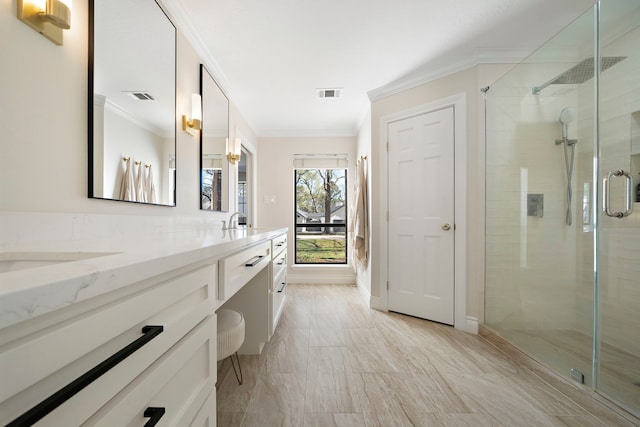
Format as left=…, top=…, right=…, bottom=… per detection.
left=182, top=94, right=202, bottom=136
left=18, top=0, right=72, bottom=45
left=227, top=137, right=241, bottom=164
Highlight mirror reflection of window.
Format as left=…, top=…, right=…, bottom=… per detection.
left=238, top=148, right=248, bottom=225
left=201, top=154, right=223, bottom=211
left=200, top=65, right=230, bottom=212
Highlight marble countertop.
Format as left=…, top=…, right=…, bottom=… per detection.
left=0, top=227, right=287, bottom=330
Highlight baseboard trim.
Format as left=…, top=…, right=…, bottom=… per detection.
left=465, top=316, right=479, bottom=334
left=287, top=271, right=356, bottom=285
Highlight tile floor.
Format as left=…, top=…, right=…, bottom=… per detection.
left=216, top=284, right=639, bottom=426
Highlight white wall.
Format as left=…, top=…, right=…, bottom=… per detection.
left=256, top=136, right=357, bottom=284
left=369, top=65, right=511, bottom=323
left=355, top=110, right=372, bottom=299
left=0, top=0, right=254, bottom=236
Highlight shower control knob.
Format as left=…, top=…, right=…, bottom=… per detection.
left=442, top=223, right=451, bottom=231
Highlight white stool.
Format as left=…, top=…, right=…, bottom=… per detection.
left=217, top=309, right=245, bottom=385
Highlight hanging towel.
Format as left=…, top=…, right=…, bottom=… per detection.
left=146, top=165, right=157, bottom=203
left=353, top=157, right=369, bottom=266
left=134, top=162, right=146, bottom=203
left=119, top=158, right=135, bottom=201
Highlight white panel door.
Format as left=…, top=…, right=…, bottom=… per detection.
left=388, top=107, right=455, bottom=324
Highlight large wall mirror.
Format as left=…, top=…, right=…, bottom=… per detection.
left=200, top=64, right=230, bottom=212
left=89, top=0, right=177, bottom=206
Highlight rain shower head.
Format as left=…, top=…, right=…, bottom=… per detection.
left=559, top=107, right=576, bottom=139
left=532, top=56, right=626, bottom=95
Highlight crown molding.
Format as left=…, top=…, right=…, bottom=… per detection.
left=258, top=128, right=357, bottom=138
left=368, top=48, right=534, bottom=102
left=159, top=0, right=231, bottom=99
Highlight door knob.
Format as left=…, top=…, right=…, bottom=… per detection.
left=442, top=223, right=451, bottom=231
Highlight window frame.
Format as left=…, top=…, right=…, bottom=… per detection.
left=293, top=167, right=348, bottom=265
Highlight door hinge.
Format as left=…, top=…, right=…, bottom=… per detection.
left=386, top=141, right=389, bottom=151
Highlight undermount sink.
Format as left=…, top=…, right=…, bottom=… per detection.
left=0, top=251, right=118, bottom=273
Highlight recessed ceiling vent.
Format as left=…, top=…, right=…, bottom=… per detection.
left=124, top=91, right=156, bottom=101
left=317, top=88, right=342, bottom=99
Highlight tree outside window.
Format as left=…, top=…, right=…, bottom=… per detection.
left=294, top=168, right=347, bottom=264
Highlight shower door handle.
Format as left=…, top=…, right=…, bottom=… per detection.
left=602, top=169, right=634, bottom=218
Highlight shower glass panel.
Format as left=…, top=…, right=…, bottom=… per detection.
left=485, top=5, right=597, bottom=387
left=597, top=0, right=640, bottom=415
left=486, top=0, right=640, bottom=416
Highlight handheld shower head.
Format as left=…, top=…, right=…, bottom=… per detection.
left=559, top=107, right=576, bottom=139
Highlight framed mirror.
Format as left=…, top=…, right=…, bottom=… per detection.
left=200, top=64, right=230, bottom=212
left=89, top=0, right=176, bottom=206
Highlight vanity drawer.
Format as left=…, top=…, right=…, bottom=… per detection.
left=272, top=248, right=287, bottom=285
left=0, top=265, right=216, bottom=426
left=83, top=315, right=216, bottom=426
left=218, top=240, right=271, bottom=302
left=271, top=233, right=287, bottom=258
left=271, top=268, right=287, bottom=334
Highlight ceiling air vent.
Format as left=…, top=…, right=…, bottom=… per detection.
left=124, top=91, right=156, bottom=101
left=317, top=88, right=342, bottom=99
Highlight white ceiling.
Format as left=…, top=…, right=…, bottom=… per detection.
left=166, top=0, right=595, bottom=137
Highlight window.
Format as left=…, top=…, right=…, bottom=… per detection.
left=294, top=168, right=347, bottom=264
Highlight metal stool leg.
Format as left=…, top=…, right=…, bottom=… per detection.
left=230, top=352, right=243, bottom=385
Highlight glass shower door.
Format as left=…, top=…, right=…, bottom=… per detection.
left=596, top=0, right=640, bottom=416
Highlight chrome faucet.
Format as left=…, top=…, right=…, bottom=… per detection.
left=223, top=211, right=244, bottom=230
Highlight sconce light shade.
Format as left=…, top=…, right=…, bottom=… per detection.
left=227, top=137, right=242, bottom=164
left=18, top=0, right=72, bottom=45
left=182, top=93, right=202, bottom=136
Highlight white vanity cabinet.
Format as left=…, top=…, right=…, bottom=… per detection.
left=0, top=264, right=217, bottom=426
left=270, top=232, right=287, bottom=334
left=0, top=227, right=288, bottom=427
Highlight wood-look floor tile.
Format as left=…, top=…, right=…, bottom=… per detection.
left=304, top=371, right=361, bottom=413
left=355, top=373, right=430, bottom=427
left=347, top=343, right=402, bottom=373
left=307, top=346, right=351, bottom=373
left=309, top=326, right=346, bottom=347
left=241, top=373, right=306, bottom=427
left=373, top=312, right=423, bottom=347
left=215, top=284, right=637, bottom=427
left=216, top=355, right=264, bottom=413
left=265, top=327, right=310, bottom=374
left=303, top=412, right=366, bottom=427
left=344, top=327, right=385, bottom=347
left=309, top=312, right=343, bottom=330
left=440, top=371, right=571, bottom=426
left=340, top=303, right=376, bottom=329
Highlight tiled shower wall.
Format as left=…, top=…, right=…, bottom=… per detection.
left=485, top=65, right=583, bottom=332
left=485, top=7, right=640, bottom=362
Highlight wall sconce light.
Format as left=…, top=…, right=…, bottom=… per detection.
left=227, top=137, right=241, bottom=164
left=182, top=94, right=202, bottom=136
left=18, top=0, right=72, bottom=46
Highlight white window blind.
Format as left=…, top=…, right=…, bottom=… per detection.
left=202, top=153, right=223, bottom=169
left=293, top=154, right=348, bottom=169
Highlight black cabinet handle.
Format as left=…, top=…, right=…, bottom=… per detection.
left=7, top=325, right=164, bottom=427
left=277, top=281, right=286, bottom=293
left=245, top=255, right=265, bottom=267
left=144, top=407, right=166, bottom=427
